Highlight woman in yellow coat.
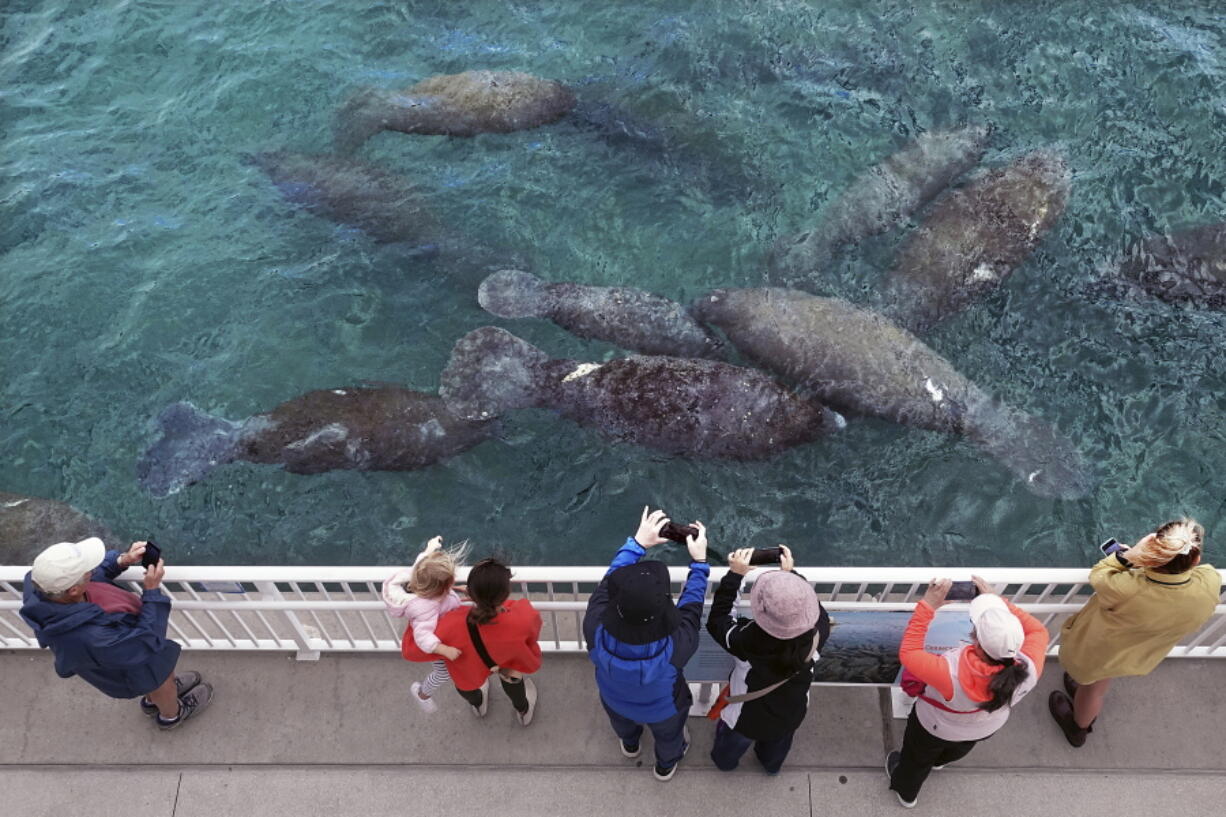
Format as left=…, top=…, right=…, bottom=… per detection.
left=1049, top=519, right=1221, bottom=746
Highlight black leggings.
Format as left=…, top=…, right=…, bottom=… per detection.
left=456, top=674, right=529, bottom=713
left=890, top=709, right=984, bottom=802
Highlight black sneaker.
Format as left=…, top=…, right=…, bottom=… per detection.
left=141, top=671, right=203, bottom=717
left=1048, top=690, right=1091, bottom=747
left=653, top=730, right=690, bottom=781
left=157, top=682, right=214, bottom=731
left=619, top=739, right=641, bottom=758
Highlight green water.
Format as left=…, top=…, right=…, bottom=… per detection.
left=2, top=1, right=1224, bottom=567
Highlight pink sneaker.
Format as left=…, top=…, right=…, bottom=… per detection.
left=411, top=682, right=438, bottom=714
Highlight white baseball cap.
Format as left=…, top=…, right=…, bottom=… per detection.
left=31, top=538, right=106, bottom=594
left=969, top=594, right=1024, bottom=661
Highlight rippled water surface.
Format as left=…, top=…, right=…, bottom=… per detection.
left=3, top=1, right=1224, bottom=566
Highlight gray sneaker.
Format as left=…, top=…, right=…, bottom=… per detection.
left=157, top=682, right=214, bottom=730
left=141, top=671, right=204, bottom=717
left=515, top=677, right=538, bottom=726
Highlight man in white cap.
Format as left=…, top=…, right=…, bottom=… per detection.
left=20, top=538, right=213, bottom=730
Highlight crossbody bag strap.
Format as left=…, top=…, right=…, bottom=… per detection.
left=466, top=617, right=498, bottom=670
left=726, top=630, right=821, bottom=705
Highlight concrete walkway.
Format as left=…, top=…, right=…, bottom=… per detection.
left=3, top=651, right=1224, bottom=816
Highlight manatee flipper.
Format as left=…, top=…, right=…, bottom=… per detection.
left=136, top=402, right=243, bottom=498
left=333, top=88, right=391, bottom=155
left=439, top=327, right=553, bottom=421
left=965, top=400, right=1093, bottom=500
left=477, top=270, right=551, bottom=319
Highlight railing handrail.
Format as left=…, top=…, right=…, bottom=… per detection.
left=3, top=564, right=1223, bottom=665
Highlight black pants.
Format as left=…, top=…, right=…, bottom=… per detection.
left=455, top=674, right=530, bottom=713
left=890, top=709, right=983, bottom=802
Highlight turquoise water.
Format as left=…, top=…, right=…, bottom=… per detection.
left=2, top=1, right=1224, bottom=567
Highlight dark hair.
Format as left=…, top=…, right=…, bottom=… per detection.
left=979, top=655, right=1030, bottom=713
left=466, top=557, right=512, bottom=626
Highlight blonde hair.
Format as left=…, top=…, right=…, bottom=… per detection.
left=409, top=541, right=470, bottom=598
left=1130, top=518, right=1204, bottom=571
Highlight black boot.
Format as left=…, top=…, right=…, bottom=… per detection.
left=1048, top=691, right=1093, bottom=747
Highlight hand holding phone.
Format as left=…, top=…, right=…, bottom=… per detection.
left=141, top=540, right=163, bottom=569
left=659, top=520, right=700, bottom=544
left=1099, top=538, right=1125, bottom=556
left=748, top=546, right=783, bottom=565
left=945, top=580, right=980, bottom=601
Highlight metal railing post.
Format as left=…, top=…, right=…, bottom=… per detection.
left=255, top=581, right=320, bottom=661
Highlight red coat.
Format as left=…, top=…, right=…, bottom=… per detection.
left=401, top=599, right=543, bottom=691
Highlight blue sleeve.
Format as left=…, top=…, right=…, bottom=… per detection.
left=95, top=551, right=124, bottom=581
left=90, top=590, right=175, bottom=668
left=584, top=537, right=647, bottom=648
left=669, top=562, right=710, bottom=666
left=604, top=537, right=646, bottom=576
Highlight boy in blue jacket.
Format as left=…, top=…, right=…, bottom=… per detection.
left=21, top=537, right=213, bottom=730
left=583, top=507, right=709, bottom=781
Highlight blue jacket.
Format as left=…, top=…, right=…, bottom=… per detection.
left=20, top=551, right=181, bottom=699
left=583, top=538, right=709, bottom=723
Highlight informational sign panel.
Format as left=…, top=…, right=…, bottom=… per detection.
left=685, top=606, right=973, bottom=686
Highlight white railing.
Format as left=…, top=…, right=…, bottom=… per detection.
left=2, top=565, right=1224, bottom=664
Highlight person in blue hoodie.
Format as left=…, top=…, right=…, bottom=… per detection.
left=583, top=506, right=710, bottom=782
left=20, top=537, right=213, bottom=730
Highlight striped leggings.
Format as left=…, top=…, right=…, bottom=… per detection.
left=420, top=660, right=450, bottom=697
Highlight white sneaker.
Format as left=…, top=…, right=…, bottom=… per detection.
left=410, top=682, right=437, bottom=714
left=470, top=678, right=490, bottom=718
left=515, top=677, right=538, bottom=726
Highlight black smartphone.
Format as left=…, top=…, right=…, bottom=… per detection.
left=748, top=546, right=783, bottom=565
left=946, top=581, right=979, bottom=601
left=658, top=520, right=699, bottom=544
left=1099, top=538, right=1124, bottom=556
left=141, top=540, right=162, bottom=568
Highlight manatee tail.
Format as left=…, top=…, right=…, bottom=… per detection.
left=477, top=269, right=551, bottom=319
left=136, top=402, right=243, bottom=498
left=966, top=400, right=1095, bottom=500
left=439, top=327, right=552, bottom=421
left=333, top=88, right=387, bottom=155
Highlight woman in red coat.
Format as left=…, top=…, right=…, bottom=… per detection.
left=402, top=557, right=542, bottom=724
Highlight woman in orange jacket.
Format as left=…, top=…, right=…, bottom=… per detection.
left=886, top=576, right=1049, bottom=808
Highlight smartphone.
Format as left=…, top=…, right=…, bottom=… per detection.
left=658, top=520, right=699, bottom=544
left=946, top=581, right=979, bottom=601
left=748, top=546, right=783, bottom=565
left=141, top=540, right=162, bottom=568
left=1099, top=538, right=1124, bottom=556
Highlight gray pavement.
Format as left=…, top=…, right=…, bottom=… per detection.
left=2, top=650, right=1224, bottom=816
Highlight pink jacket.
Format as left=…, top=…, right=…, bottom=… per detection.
left=381, top=550, right=462, bottom=654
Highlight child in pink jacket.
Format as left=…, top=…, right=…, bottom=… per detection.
left=382, top=537, right=467, bottom=713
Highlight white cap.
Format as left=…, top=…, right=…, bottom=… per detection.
left=969, top=594, right=1024, bottom=661
left=31, top=538, right=106, bottom=594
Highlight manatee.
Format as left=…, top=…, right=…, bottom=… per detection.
left=247, top=151, right=440, bottom=246
left=769, top=125, right=990, bottom=286
left=137, top=387, right=497, bottom=498
left=1114, top=222, right=1226, bottom=310
left=690, top=288, right=1092, bottom=499
left=878, top=150, right=1071, bottom=333
left=0, top=492, right=116, bottom=564
left=478, top=269, right=725, bottom=359
left=335, top=70, right=577, bottom=153
left=438, top=327, right=840, bottom=460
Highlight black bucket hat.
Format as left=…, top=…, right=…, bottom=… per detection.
left=601, top=560, right=678, bottom=645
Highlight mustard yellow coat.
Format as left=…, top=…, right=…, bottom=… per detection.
left=1059, top=553, right=1221, bottom=684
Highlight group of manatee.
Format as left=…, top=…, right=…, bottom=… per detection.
left=135, top=69, right=1226, bottom=504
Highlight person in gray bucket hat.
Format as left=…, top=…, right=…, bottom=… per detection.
left=706, top=545, right=829, bottom=775
left=583, top=507, right=710, bottom=782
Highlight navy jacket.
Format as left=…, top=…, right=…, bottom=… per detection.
left=20, top=551, right=181, bottom=699
left=583, top=538, right=709, bottom=723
